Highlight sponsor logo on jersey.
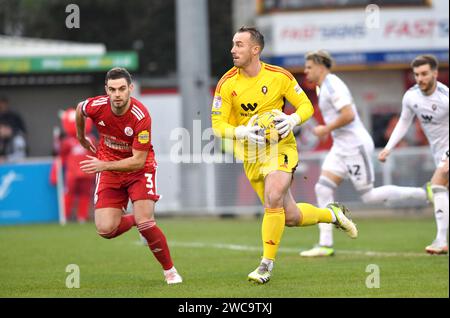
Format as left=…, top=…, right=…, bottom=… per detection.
left=104, top=136, right=131, bottom=151
left=232, top=90, right=237, bottom=97
left=241, top=103, right=258, bottom=112
left=138, top=130, right=150, bottom=144
left=294, top=84, right=303, bottom=94
left=98, top=120, right=106, bottom=126
left=124, top=127, right=134, bottom=136
left=213, top=96, right=222, bottom=109
left=421, top=114, right=433, bottom=123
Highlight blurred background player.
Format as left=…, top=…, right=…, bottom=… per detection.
left=0, top=97, right=27, bottom=163
left=50, top=108, right=96, bottom=223
left=379, top=55, right=449, bottom=255
left=76, top=67, right=182, bottom=284
left=0, top=119, right=27, bottom=163
left=300, top=50, right=429, bottom=257
left=0, top=96, right=27, bottom=136
left=211, top=27, right=357, bottom=284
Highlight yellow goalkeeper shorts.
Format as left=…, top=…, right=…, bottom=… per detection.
left=243, top=143, right=298, bottom=204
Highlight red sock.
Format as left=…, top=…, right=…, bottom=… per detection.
left=99, top=214, right=135, bottom=239
left=137, top=220, right=174, bottom=270
left=77, top=195, right=90, bottom=221
left=64, top=193, right=74, bottom=220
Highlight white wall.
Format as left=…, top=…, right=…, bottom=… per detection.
left=136, top=91, right=183, bottom=211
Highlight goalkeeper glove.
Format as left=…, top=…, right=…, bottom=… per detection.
left=234, top=115, right=265, bottom=145
left=273, top=110, right=301, bottom=139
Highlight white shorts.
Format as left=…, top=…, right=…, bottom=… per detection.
left=322, top=144, right=374, bottom=193
left=437, top=149, right=449, bottom=169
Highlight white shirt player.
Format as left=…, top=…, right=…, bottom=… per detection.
left=318, top=73, right=374, bottom=155
left=385, top=81, right=449, bottom=166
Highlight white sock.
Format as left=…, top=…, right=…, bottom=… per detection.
left=361, top=185, right=427, bottom=205
left=432, top=186, right=449, bottom=245
left=319, top=223, right=334, bottom=247
left=315, top=176, right=337, bottom=247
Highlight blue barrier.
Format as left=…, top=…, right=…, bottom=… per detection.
left=0, top=160, right=59, bottom=225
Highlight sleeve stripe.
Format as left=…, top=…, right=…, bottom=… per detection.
left=81, top=100, right=89, bottom=117
left=264, top=65, right=294, bottom=80
left=132, top=105, right=145, bottom=118
left=216, top=68, right=238, bottom=93
left=131, top=107, right=145, bottom=121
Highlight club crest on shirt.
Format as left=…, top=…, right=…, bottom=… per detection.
left=138, top=130, right=150, bottom=144
left=262, top=86, right=268, bottom=95
left=124, top=127, right=134, bottom=136
left=432, top=104, right=437, bottom=111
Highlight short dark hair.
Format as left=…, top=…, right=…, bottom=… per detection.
left=105, top=67, right=132, bottom=85
left=237, top=26, right=265, bottom=52
left=305, top=50, right=334, bottom=69
left=411, top=55, right=438, bottom=70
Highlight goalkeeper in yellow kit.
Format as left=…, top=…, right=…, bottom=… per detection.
left=211, top=27, right=358, bottom=284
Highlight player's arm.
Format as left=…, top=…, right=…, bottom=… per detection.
left=80, top=148, right=147, bottom=173
left=274, top=78, right=314, bottom=138
left=75, top=101, right=96, bottom=153
left=314, top=105, right=355, bottom=139
left=211, top=92, right=236, bottom=139
left=211, top=85, right=263, bottom=144
left=378, top=95, right=415, bottom=162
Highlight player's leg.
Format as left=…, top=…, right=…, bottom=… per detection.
left=64, top=177, right=76, bottom=221
left=426, top=154, right=449, bottom=255
left=282, top=179, right=357, bottom=258
left=298, top=170, right=342, bottom=257
left=95, top=207, right=125, bottom=238
left=94, top=174, right=135, bottom=239
left=130, top=171, right=182, bottom=284
left=77, top=195, right=90, bottom=223
left=299, top=149, right=346, bottom=257
left=361, top=185, right=427, bottom=205
left=76, top=178, right=93, bottom=223
left=348, top=144, right=427, bottom=204
left=248, top=169, right=291, bottom=284
left=284, top=176, right=340, bottom=228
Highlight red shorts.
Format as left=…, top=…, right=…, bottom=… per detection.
left=94, top=168, right=160, bottom=210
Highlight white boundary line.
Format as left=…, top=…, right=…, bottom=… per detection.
left=166, top=241, right=446, bottom=258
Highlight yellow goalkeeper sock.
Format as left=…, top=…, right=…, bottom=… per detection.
left=262, top=207, right=285, bottom=260
left=297, top=203, right=333, bottom=226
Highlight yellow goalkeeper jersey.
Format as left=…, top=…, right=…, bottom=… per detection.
left=211, top=62, right=314, bottom=162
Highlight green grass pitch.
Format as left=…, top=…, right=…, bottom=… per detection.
left=0, top=216, right=447, bottom=298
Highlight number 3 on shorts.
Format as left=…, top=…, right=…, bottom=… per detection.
left=145, top=173, right=155, bottom=195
